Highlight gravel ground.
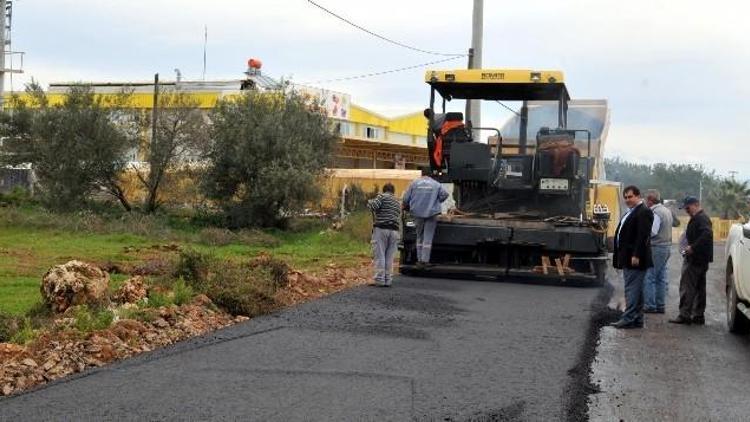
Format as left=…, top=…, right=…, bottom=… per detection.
left=1, top=275, right=606, bottom=421
left=589, top=243, right=750, bottom=421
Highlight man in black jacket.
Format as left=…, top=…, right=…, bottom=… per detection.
left=611, top=185, right=654, bottom=329
left=669, top=196, right=713, bottom=325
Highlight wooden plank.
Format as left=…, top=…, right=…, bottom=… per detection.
left=541, top=256, right=550, bottom=275
left=554, top=258, right=565, bottom=276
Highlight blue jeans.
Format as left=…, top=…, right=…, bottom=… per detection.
left=622, top=268, right=646, bottom=325
left=643, top=245, right=671, bottom=311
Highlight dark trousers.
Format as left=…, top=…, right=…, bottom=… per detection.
left=621, top=268, right=646, bottom=325
left=678, top=260, right=708, bottom=319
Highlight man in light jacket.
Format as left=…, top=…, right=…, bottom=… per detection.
left=643, top=189, right=673, bottom=314
left=402, top=174, right=449, bottom=268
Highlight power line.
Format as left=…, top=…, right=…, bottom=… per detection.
left=495, top=100, right=522, bottom=118
left=301, top=56, right=462, bottom=85
left=307, top=0, right=466, bottom=57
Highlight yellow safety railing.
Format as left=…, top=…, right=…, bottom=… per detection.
left=672, top=216, right=742, bottom=242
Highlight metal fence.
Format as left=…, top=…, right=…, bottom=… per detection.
left=0, top=167, right=33, bottom=194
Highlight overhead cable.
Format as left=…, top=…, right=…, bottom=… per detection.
left=495, top=101, right=523, bottom=118
left=301, top=56, right=463, bottom=85
left=307, top=0, right=466, bottom=57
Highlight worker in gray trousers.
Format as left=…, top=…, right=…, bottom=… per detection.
left=367, top=183, right=401, bottom=287
left=402, top=174, right=449, bottom=268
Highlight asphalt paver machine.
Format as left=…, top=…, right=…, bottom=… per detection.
left=399, top=69, right=611, bottom=284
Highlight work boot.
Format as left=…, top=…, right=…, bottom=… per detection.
left=610, top=320, right=642, bottom=329
left=668, top=316, right=692, bottom=325
left=692, top=316, right=705, bottom=325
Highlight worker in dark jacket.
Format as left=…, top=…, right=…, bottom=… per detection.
left=669, top=196, right=713, bottom=325
left=611, top=185, right=654, bottom=329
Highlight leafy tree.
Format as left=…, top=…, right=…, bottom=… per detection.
left=708, top=179, right=750, bottom=220
left=132, top=89, right=207, bottom=213
left=0, top=83, right=138, bottom=211
left=203, top=90, right=337, bottom=227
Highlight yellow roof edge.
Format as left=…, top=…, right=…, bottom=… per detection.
left=350, top=103, right=391, bottom=121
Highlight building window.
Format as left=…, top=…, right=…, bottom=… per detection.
left=335, top=121, right=351, bottom=136
left=365, top=126, right=379, bottom=139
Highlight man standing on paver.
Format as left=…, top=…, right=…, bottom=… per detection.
left=367, top=183, right=401, bottom=287
left=669, top=196, right=713, bottom=325
left=402, top=173, right=449, bottom=269
left=611, top=185, right=654, bottom=329
left=643, top=189, right=673, bottom=314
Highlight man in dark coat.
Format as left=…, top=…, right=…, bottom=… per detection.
left=669, top=196, right=713, bottom=325
left=611, top=185, right=654, bottom=329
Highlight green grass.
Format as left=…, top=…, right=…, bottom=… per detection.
left=0, top=207, right=370, bottom=316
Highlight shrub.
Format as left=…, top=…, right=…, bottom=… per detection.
left=25, top=300, right=53, bottom=329
left=205, top=257, right=289, bottom=316
left=72, top=305, right=115, bottom=333
left=145, top=290, right=174, bottom=308
left=0, top=186, right=34, bottom=207
left=10, top=318, right=38, bottom=345
left=173, top=249, right=213, bottom=291
left=119, top=306, right=156, bottom=323
left=0, top=312, right=20, bottom=343
left=236, top=229, right=281, bottom=247
left=198, top=227, right=236, bottom=246
left=172, top=278, right=195, bottom=306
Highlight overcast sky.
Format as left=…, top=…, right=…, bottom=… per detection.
left=10, top=0, right=750, bottom=179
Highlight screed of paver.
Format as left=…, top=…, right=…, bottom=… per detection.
left=1, top=276, right=601, bottom=421
left=589, top=244, right=750, bottom=421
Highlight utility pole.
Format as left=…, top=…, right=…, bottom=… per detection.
left=0, top=0, right=23, bottom=110
left=466, top=0, right=483, bottom=139
left=151, top=73, right=159, bottom=157
left=0, top=0, right=7, bottom=110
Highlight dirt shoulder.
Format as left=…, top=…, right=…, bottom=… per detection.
left=0, top=260, right=371, bottom=397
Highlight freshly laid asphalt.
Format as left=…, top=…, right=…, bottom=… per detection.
left=0, top=275, right=606, bottom=421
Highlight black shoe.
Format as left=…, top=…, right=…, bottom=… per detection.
left=610, top=320, right=643, bottom=329
left=656, top=309, right=665, bottom=314
left=643, top=308, right=659, bottom=314
left=692, top=316, right=705, bottom=325
left=414, top=262, right=425, bottom=270
left=668, top=316, right=692, bottom=325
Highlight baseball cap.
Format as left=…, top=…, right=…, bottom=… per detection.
left=679, top=195, right=699, bottom=209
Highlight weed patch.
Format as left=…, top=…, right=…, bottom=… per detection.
left=71, top=305, right=115, bottom=333
left=10, top=317, right=38, bottom=345
left=172, top=279, right=195, bottom=306
left=0, top=312, right=20, bottom=342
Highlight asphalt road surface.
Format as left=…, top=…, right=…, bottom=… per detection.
left=0, top=275, right=606, bottom=421
left=589, top=243, right=750, bottom=421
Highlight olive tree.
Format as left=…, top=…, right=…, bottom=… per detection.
left=133, top=89, right=207, bottom=213
left=0, top=83, right=138, bottom=211
left=203, top=90, right=337, bottom=227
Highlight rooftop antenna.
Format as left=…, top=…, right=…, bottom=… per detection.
left=201, top=25, right=207, bottom=81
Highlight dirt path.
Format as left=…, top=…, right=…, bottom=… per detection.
left=589, top=244, right=750, bottom=420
